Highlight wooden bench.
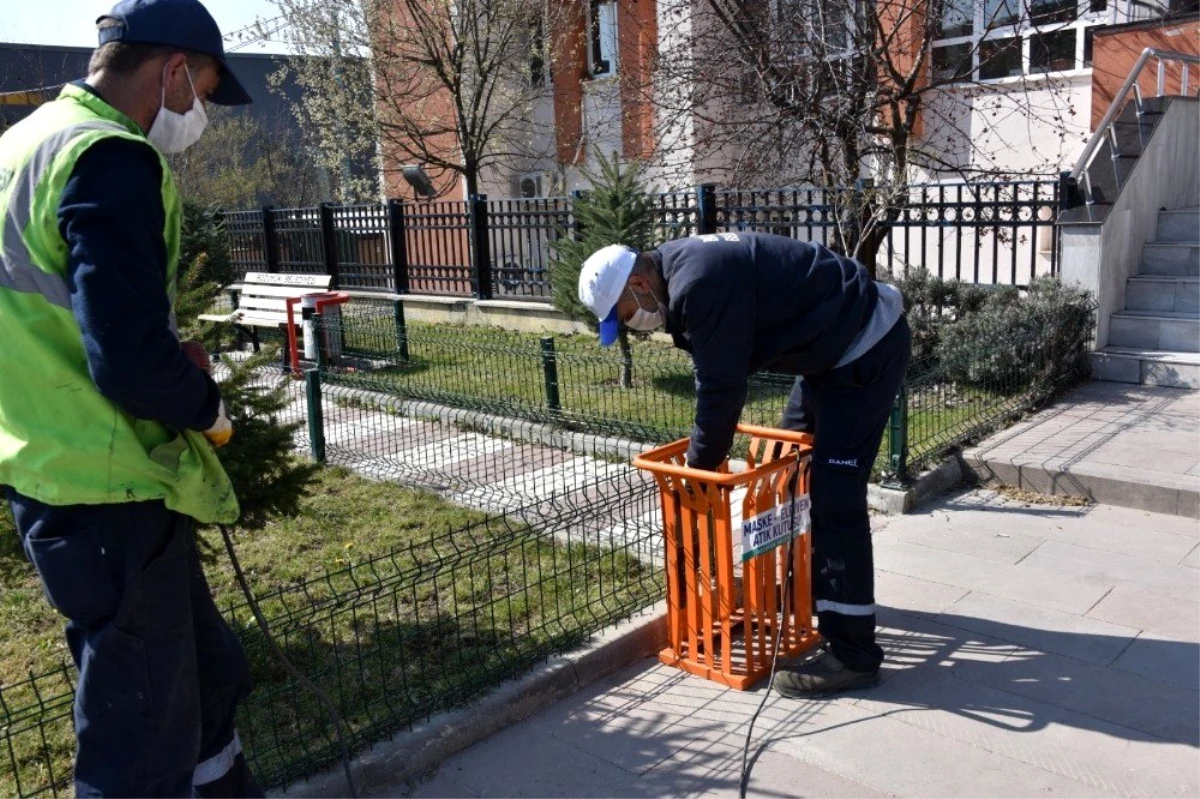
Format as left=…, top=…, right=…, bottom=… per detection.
left=199, top=272, right=332, bottom=352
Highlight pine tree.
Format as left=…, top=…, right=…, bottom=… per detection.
left=175, top=206, right=319, bottom=532
left=550, top=153, right=656, bottom=389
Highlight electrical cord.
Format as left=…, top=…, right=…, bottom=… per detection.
left=217, top=524, right=359, bottom=798
left=738, top=460, right=805, bottom=799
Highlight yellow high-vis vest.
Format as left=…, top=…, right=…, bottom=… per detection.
left=0, top=84, right=238, bottom=523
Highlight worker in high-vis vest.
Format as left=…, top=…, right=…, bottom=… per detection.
left=0, top=0, right=259, bottom=795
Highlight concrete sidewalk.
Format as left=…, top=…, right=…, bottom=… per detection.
left=404, top=488, right=1199, bottom=799
left=964, top=382, right=1200, bottom=517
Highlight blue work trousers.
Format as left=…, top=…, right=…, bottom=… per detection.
left=5, top=491, right=261, bottom=798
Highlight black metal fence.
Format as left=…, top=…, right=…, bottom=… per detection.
left=221, top=181, right=1060, bottom=300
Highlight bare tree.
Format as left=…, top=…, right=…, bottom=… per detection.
left=168, top=108, right=326, bottom=208
left=649, top=0, right=1120, bottom=269
left=272, top=0, right=573, bottom=201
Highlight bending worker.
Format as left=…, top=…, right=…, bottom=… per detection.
left=579, top=232, right=911, bottom=697
left=0, top=0, right=258, bottom=794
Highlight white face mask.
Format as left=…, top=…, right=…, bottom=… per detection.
left=147, top=65, right=208, bottom=154
left=626, top=286, right=665, bottom=331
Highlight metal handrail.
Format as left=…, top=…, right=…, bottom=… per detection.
left=1070, top=48, right=1200, bottom=186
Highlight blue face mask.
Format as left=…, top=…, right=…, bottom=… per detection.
left=625, top=286, right=665, bottom=331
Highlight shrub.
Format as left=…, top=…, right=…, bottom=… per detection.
left=890, top=269, right=1014, bottom=363
left=934, top=276, right=1094, bottom=395
left=176, top=204, right=319, bottom=531
left=180, top=204, right=237, bottom=288
left=550, top=153, right=658, bottom=388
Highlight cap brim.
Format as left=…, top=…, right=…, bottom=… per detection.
left=209, top=58, right=253, bottom=105
left=599, top=306, right=620, bottom=347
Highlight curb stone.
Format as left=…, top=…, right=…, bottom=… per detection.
left=870, top=456, right=964, bottom=514
left=274, top=603, right=668, bottom=799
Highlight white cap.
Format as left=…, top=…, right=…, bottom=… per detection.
left=578, top=244, right=637, bottom=346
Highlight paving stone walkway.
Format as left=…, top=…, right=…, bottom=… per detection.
left=408, top=488, right=1200, bottom=798
left=275, top=376, right=673, bottom=560
left=262, top=366, right=1198, bottom=797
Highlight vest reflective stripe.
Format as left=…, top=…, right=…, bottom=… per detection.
left=0, top=121, right=124, bottom=309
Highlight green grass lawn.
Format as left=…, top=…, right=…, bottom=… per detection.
left=336, top=316, right=1011, bottom=476
left=339, top=318, right=814, bottom=444
left=0, top=467, right=662, bottom=796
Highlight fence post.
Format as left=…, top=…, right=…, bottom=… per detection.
left=393, top=300, right=410, bottom=362
left=319, top=202, right=341, bottom=288
left=469, top=193, right=494, bottom=300
left=570, top=190, right=586, bottom=241
left=696, top=183, right=718, bottom=235
left=305, top=366, right=325, bottom=463
left=261, top=206, right=279, bottom=273
left=387, top=198, right=410, bottom=294
left=386, top=199, right=411, bottom=360
left=540, top=336, right=561, bottom=413
left=887, top=382, right=909, bottom=485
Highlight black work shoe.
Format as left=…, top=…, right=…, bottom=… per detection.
left=773, top=649, right=879, bottom=698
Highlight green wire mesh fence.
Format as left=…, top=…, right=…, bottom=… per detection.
left=317, top=289, right=1095, bottom=482
left=1, top=463, right=665, bottom=796
left=1, top=282, right=1094, bottom=796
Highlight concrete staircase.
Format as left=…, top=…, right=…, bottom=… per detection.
left=1091, top=206, right=1200, bottom=389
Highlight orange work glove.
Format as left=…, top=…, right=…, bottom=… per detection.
left=204, top=400, right=233, bottom=448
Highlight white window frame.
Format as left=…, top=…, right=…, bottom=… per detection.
left=772, top=0, right=863, bottom=61
left=931, top=0, right=1142, bottom=85
left=589, top=0, right=619, bottom=77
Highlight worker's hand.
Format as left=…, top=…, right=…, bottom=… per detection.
left=182, top=340, right=211, bottom=373
left=204, top=400, right=233, bottom=448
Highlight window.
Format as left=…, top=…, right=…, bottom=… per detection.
left=529, top=17, right=546, bottom=87
left=1030, top=0, right=1079, bottom=23
left=589, top=0, right=618, bottom=77
left=1029, top=28, right=1077, bottom=72
left=929, top=0, right=1162, bottom=84
left=932, top=42, right=973, bottom=82
left=1083, top=25, right=1099, bottom=65
left=937, top=0, right=974, bottom=37
left=979, top=37, right=1023, bottom=79
left=983, top=0, right=1021, bottom=28
left=791, top=0, right=856, bottom=52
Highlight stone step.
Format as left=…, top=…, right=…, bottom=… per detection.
left=1091, top=346, right=1200, bottom=389
left=1125, top=275, right=1200, bottom=313
left=1109, top=310, right=1199, bottom=352
left=1141, top=242, right=1200, bottom=276
left=963, top=382, right=1200, bottom=518
left=1156, top=207, right=1200, bottom=243
left=1107, top=118, right=1156, bottom=158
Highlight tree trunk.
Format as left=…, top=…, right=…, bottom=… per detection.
left=618, top=329, right=634, bottom=390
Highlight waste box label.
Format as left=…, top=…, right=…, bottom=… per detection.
left=741, top=495, right=810, bottom=561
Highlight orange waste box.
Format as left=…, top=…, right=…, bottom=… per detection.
left=633, top=425, right=820, bottom=690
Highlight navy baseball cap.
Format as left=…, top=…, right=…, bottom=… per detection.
left=97, top=0, right=253, bottom=106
